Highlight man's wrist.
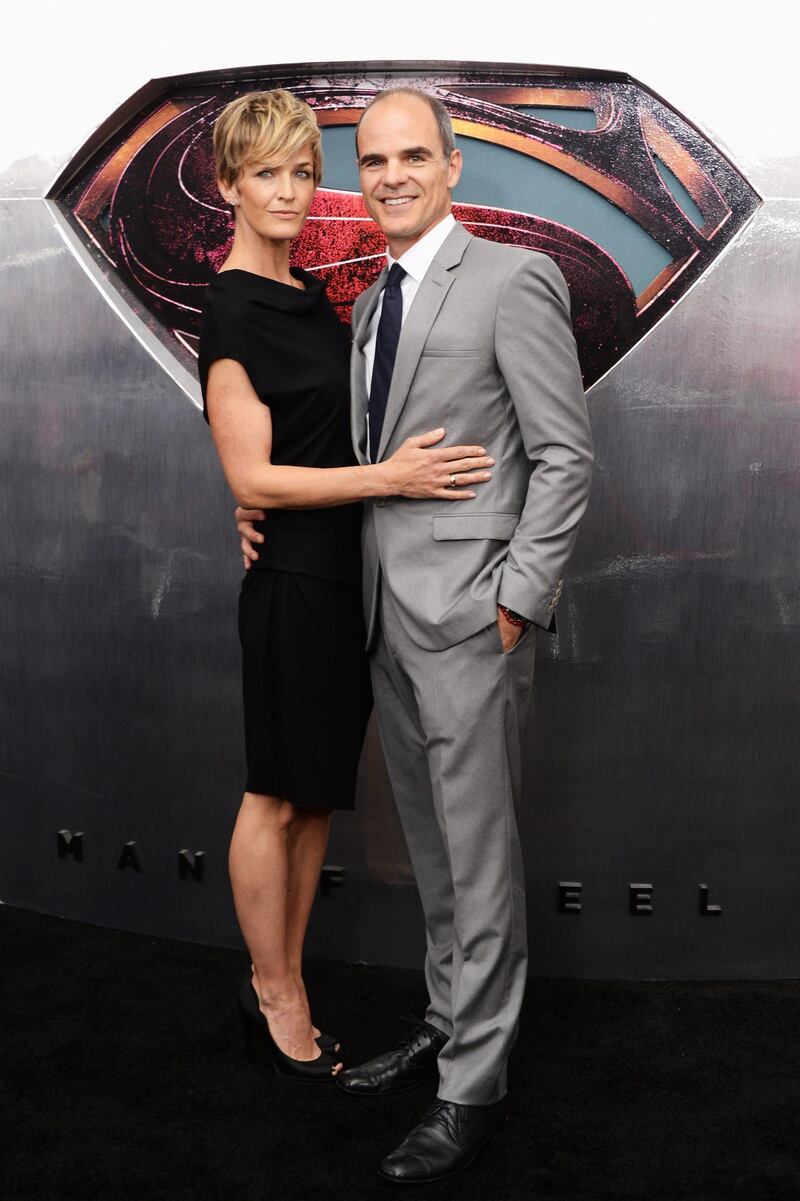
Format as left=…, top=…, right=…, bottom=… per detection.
left=498, top=604, right=531, bottom=631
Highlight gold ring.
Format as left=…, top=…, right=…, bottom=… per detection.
left=449, top=473, right=458, bottom=487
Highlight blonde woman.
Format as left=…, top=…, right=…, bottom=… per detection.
left=198, top=90, right=493, bottom=1081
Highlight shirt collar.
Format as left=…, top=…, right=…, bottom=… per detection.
left=386, top=213, right=457, bottom=284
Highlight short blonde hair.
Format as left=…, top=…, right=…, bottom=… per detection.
left=213, top=89, right=323, bottom=186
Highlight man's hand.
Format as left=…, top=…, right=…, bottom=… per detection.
left=235, top=506, right=266, bottom=570
left=497, top=606, right=525, bottom=653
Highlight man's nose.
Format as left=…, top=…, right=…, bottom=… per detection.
left=382, top=158, right=408, bottom=187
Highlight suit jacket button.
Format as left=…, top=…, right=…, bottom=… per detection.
left=375, top=499, right=387, bottom=508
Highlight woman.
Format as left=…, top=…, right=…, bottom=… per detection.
left=198, top=90, right=493, bottom=1081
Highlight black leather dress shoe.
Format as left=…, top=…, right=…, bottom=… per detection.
left=378, top=1096, right=509, bottom=1183
left=336, top=1020, right=448, bottom=1096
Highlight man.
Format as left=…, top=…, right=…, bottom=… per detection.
left=238, top=88, right=593, bottom=1183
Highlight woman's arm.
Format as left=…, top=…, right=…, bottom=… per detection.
left=206, top=359, right=493, bottom=510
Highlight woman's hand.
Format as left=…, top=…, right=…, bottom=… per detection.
left=379, top=428, right=494, bottom=500
left=235, top=506, right=266, bottom=570
left=233, top=428, right=493, bottom=567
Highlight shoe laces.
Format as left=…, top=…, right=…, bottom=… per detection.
left=396, top=1015, right=438, bottom=1057
left=425, top=1100, right=468, bottom=1142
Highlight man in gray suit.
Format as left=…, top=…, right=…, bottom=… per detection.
left=239, top=88, right=592, bottom=1183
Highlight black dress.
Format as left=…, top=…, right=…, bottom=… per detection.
left=197, top=267, right=372, bottom=809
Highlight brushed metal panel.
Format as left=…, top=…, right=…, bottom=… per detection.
left=2, top=184, right=799, bottom=976
left=519, top=198, right=800, bottom=977
left=0, top=197, right=243, bottom=944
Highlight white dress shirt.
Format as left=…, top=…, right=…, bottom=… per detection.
left=364, top=212, right=457, bottom=398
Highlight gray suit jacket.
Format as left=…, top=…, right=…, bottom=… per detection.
left=350, top=221, right=593, bottom=652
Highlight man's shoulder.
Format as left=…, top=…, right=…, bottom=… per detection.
left=462, top=235, right=559, bottom=278
left=457, top=236, right=570, bottom=312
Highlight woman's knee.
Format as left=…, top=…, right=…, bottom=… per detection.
left=243, top=791, right=298, bottom=832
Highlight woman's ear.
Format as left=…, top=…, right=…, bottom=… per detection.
left=218, top=177, right=239, bottom=207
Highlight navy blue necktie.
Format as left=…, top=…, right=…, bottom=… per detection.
left=369, top=263, right=406, bottom=462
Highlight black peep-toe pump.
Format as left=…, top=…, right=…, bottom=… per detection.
left=238, top=978, right=340, bottom=1082
left=244, top=970, right=341, bottom=1055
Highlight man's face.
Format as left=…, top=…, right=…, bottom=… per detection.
left=357, top=94, right=462, bottom=257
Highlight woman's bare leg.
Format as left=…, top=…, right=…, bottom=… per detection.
left=228, top=791, right=338, bottom=1067
left=284, top=808, right=334, bottom=1038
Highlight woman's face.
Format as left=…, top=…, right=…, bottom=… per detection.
left=220, top=140, right=317, bottom=242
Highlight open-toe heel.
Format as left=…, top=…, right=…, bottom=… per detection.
left=242, top=975, right=343, bottom=1061
left=316, top=1031, right=342, bottom=1055
left=238, top=978, right=340, bottom=1083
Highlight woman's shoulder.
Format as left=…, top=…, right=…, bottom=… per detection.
left=202, top=270, right=249, bottom=308
left=198, top=274, right=253, bottom=366
left=200, top=273, right=252, bottom=334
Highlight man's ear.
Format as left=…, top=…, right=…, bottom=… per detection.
left=447, top=148, right=463, bottom=191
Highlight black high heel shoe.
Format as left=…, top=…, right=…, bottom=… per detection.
left=238, top=978, right=340, bottom=1083
left=315, top=1030, right=342, bottom=1056
left=244, top=971, right=341, bottom=1055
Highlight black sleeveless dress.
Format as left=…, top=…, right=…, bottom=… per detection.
left=198, top=267, right=372, bottom=809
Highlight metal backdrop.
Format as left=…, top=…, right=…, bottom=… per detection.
left=1, top=62, right=798, bottom=978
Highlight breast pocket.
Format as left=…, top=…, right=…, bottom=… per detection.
left=420, top=349, right=481, bottom=358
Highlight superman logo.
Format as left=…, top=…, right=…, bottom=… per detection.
left=48, top=64, right=760, bottom=397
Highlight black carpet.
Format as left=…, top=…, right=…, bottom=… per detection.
left=2, top=904, right=799, bottom=1201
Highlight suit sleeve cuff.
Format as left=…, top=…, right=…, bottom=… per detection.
left=497, top=575, right=563, bottom=635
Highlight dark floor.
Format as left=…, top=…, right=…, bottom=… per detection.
left=2, top=904, right=799, bottom=1201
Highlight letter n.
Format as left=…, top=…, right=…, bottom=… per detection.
left=178, top=849, right=205, bottom=881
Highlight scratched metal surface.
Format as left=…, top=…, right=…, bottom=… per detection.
left=1, top=179, right=798, bottom=979
left=521, top=198, right=800, bottom=977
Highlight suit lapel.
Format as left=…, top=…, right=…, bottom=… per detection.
left=350, top=270, right=387, bottom=465
left=353, top=267, right=387, bottom=349
left=377, top=222, right=472, bottom=461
